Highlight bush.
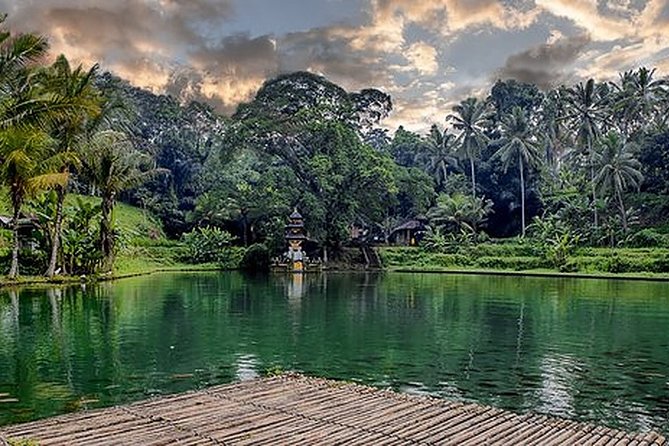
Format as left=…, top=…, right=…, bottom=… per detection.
left=181, top=226, right=235, bottom=264
left=474, top=256, right=545, bottom=270
left=629, top=229, right=669, bottom=248
left=241, top=243, right=270, bottom=272
left=0, top=249, right=47, bottom=276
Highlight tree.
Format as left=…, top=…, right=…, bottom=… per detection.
left=427, top=193, right=493, bottom=234
left=40, top=55, right=101, bottom=277
left=563, top=79, right=608, bottom=227
left=80, top=130, right=165, bottom=272
left=426, top=124, right=458, bottom=191
left=0, top=16, right=76, bottom=278
left=229, top=72, right=396, bottom=253
left=615, top=67, right=667, bottom=136
left=0, top=128, right=67, bottom=278
left=447, top=97, right=491, bottom=198
left=493, top=106, right=543, bottom=237
left=594, top=132, right=643, bottom=232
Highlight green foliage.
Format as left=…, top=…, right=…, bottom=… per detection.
left=181, top=226, right=235, bottom=264
left=421, top=227, right=449, bottom=253
left=427, top=192, right=493, bottom=234
left=240, top=243, right=271, bottom=272
left=629, top=228, right=669, bottom=248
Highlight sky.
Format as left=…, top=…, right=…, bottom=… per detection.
left=2, top=0, right=669, bottom=132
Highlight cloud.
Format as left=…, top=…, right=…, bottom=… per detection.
left=496, top=34, right=592, bottom=88
left=373, top=0, right=540, bottom=35
left=405, top=42, right=439, bottom=75
left=2, top=0, right=669, bottom=134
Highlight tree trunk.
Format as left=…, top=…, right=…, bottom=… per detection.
left=441, top=162, right=448, bottom=191
left=589, top=139, right=598, bottom=228
left=617, top=188, right=628, bottom=232
left=100, top=193, right=115, bottom=273
left=519, top=158, right=526, bottom=237
left=8, top=202, right=21, bottom=279
left=241, top=213, right=248, bottom=247
left=46, top=186, right=65, bottom=278
left=469, top=156, right=476, bottom=198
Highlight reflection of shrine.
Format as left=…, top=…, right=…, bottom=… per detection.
left=287, top=273, right=305, bottom=302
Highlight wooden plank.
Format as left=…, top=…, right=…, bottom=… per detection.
left=0, top=374, right=664, bottom=446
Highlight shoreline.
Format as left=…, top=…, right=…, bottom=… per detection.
left=4, top=264, right=669, bottom=289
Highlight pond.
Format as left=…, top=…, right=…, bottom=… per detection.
left=1, top=272, right=668, bottom=434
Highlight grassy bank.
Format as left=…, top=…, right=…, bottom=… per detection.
left=380, top=245, right=669, bottom=280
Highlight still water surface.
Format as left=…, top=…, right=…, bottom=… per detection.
left=1, top=272, right=668, bottom=433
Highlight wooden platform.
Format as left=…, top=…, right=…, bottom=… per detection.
left=1, top=374, right=666, bottom=445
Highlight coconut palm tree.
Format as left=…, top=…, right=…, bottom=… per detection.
left=39, top=55, right=101, bottom=277
left=563, top=79, right=608, bottom=227
left=0, top=127, right=68, bottom=278
left=594, top=132, right=643, bottom=232
left=425, top=124, right=457, bottom=191
left=615, top=67, right=667, bottom=135
left=493, top=106, right=542, bottom=237
left=0, top=16, right=80, bottom=278
left=447, top=97, right=491, bottom=199
left=80, top=130, right=166, bottom=272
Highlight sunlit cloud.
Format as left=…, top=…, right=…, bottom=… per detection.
left=1, top=0, right=668, bottom=132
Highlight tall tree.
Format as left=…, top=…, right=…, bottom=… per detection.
left=493, top=106, right=542, bottom=237
left=80, top=130, right=165, bottom=272
left=0, top=15, right=76, bottom=278
left=447, top=97, right=491, bottom=199
left=425, top=124, right=457, bottom=191
left=594, top=132, right=643, bottom=232
left=564, top=79, right=608, bottom=227
left=615, top=67, right=667, bottom=135
left=40, top=55, right=101, bottom=277
left=0, top=128, right=67, bottom=278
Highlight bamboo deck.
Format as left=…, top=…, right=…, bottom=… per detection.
left=0, top=374, right=666, bottom=445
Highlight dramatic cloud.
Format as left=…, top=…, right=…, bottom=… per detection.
left=405, top=42, right=439, bottom=75
left=1, top=0, right=668, bottom=131
left=496, top=34, right=591, bottom=88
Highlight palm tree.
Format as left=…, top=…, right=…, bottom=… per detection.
left=80, top=130, right=166, bottom=272
left=563, top=79, right=608, bottom=227
left=615, top=67, right=667, bottom=135
left=425, top=124, right=457, bottom=191
left=594, top=132, right=643, bottom=232
left=447, top=97, right=491, bottom=198
left=427, top=192, right=493, bottom=234
left=0, top=127, right=67, bottom=278
left=0, top=16, right=79, bottom=278
left=493, top=106, right=542, bottom=237
left=40, top=55, right=101, bottom=277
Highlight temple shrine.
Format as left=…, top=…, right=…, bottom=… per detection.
left=285, top=208, right=307, bottom=272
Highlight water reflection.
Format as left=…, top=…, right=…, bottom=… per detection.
left=0, top=272, right=668, bottom=435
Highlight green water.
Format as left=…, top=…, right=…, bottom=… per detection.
left=1, top=272, right=668, bottom=433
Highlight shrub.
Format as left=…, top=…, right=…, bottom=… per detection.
left=0, top=249, right=47, bottom=276
left=181, top=226, right=235, bottom=264
left=241, top=243, right=270, bottom=272
left=628, top=229, right=669, bottom=248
